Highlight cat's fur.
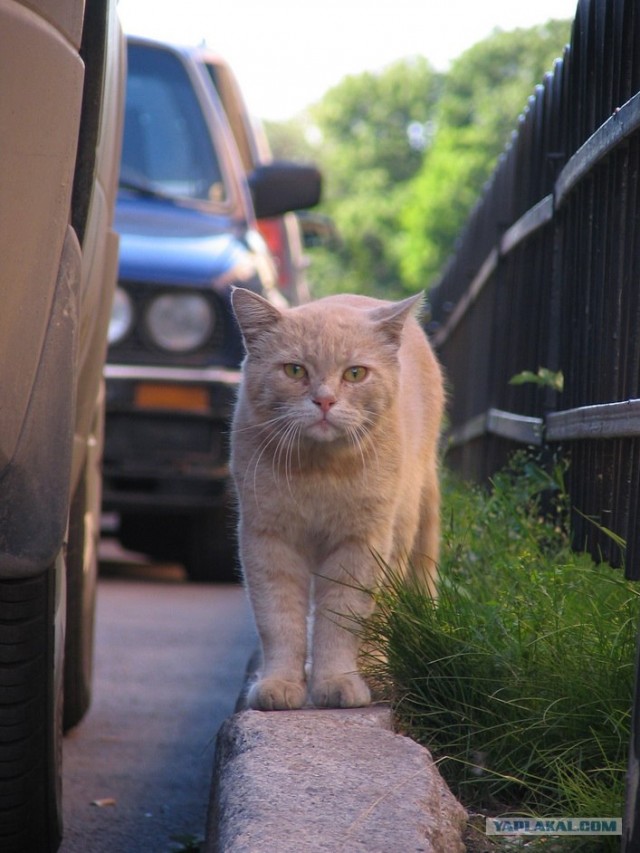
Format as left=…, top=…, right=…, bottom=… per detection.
left=230, top=288, right=444, bottom=710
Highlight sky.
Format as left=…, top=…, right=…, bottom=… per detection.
left=117, top=0, right=579, bottom=122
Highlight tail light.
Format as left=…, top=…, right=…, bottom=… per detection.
left=257, top=216, right=291, bottom=291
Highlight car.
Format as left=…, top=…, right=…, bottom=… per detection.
left=196, top=47, right=312, bottom=306
left=0, top=0, right=124, bottom=849
left=102, top=36, right=321, bottom=581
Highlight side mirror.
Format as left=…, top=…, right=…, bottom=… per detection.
left=249, top=161, right=322, bottom=219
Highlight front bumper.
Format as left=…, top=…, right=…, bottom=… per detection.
left=102, top=363, right=241, bottom=512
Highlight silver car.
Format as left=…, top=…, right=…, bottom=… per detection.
left=0, top=1, right=124, bottom=848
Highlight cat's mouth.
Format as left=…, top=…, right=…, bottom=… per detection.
left=307, top=414, right=341, bottom=442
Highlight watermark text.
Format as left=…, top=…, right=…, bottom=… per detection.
left=486, top=817, right=622, bottom=836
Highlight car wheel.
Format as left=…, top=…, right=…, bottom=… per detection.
left=0, top=566, right=63, bottom=852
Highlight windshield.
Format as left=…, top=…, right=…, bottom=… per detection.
left=121, top=44, right=227, bottom=203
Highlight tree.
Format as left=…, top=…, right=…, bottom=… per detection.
left=401, top=20, right=572, bottom=289
left=311, top=57, right=442, bottom=192
left=306, top=57, right=442, bottom=297
left=263, top=117, right=317, bottom=162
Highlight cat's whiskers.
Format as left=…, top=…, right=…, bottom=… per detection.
left=272, top=418, right=301, bottom=496
left=240, top=412, right=294, bottom=502
left=235, top=414, right=288, bottom=472
left=286, top=422, right=304, bottom=494
left=232, top=410, right=291, bottom=435
left=246, top=432, right=280, bottom=503
left=339, top=409, right=380, bottom=477
left=240, top=407, right=306, bottom=501
left=345, top=423, right=369, bottom=477
left=234, top=416, right=292, bottom=494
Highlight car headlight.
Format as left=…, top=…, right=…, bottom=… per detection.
left=145, top=293, right=214, bottom=352
left=108, top=287, right=134, bottom=345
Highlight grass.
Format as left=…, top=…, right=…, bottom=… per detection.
left=360, top=453, right=638, bottom=850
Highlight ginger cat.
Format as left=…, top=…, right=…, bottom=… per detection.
left=230, top=288, right=444, bottom=710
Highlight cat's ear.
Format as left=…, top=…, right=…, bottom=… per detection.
left=369, top=292, right=424, bottom=346
left=231, top=287, right=283, bottom=351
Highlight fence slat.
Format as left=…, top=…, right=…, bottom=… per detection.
left=546, top=399, right=640, bottom=440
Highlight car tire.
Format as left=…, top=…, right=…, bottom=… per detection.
left=0, top=568, right=63, bottom=852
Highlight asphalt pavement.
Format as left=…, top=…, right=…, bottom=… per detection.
left=59, top=545, right=257, bottom=853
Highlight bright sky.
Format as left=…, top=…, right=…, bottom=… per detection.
left=117, top=0, right=579, bottom=121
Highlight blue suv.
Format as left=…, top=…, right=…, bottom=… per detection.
left=103, top=37, right=321, bottom=580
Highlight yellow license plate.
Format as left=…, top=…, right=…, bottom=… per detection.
left=134, top=383, right=209, bottom=413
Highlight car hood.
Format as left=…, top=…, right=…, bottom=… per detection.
left=115, top=192, right=260, bottom=289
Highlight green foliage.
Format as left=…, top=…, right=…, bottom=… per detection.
left=438, top=23, right=571, bottom=136
left=400, top=124, right=496, bottom=288
left=304, top=58, right=441, bottom=298
left=263, top=117, right=318, bottom=163
left=311, top=57, right=442, bottom=193
left=401, top=21, right=572, bottom=289
left=510, top=367, right=564, bottom=392
left=311, top=176, right=418, bottom=299
left=169, top=834, right=203, bottom=852
left=360, top=454, right=634, bottom=845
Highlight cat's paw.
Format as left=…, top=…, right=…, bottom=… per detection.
left=310, top=673, right=371, bottom=708
left=247, top=677, right=307, bottom=711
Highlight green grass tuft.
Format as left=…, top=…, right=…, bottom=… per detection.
left=361, top=453, right=637, bottom=848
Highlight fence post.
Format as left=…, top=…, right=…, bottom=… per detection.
left=622, top=616, right=640, bottom=851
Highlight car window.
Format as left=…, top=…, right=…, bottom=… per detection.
left=204, top=61, right=253, bottom=171
left=203, top=58, right=272, bottom=170
left=121, top=44, right=226, bottom=203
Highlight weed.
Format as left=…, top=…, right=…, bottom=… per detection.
left=169, top=834, right=203, bottom=852
left=360, top=453, right=636, bottom=851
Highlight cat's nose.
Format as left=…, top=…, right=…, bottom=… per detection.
left=313, top=393, right=337, bottom=413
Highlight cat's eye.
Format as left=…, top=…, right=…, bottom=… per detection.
left=283, top=363, right=307, bottom=380
left=343, top=366, right=368, bottom=383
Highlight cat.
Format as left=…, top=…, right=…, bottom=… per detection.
left=229, top=287, right=444, bottom=711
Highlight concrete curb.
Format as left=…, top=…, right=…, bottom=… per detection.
left=205, top=702, right=467, bottom=852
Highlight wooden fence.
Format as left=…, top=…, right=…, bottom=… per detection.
left=426, top=1, right=640, bottom=846
left=429, top=0, right=640, bottom=577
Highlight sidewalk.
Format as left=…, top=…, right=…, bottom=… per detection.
left=205, top=697, right=466, bottom=852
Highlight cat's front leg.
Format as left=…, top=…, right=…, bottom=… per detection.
left=240, top=533, right=310, bottom=711
left=309, top=543, right=378, bottom=709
